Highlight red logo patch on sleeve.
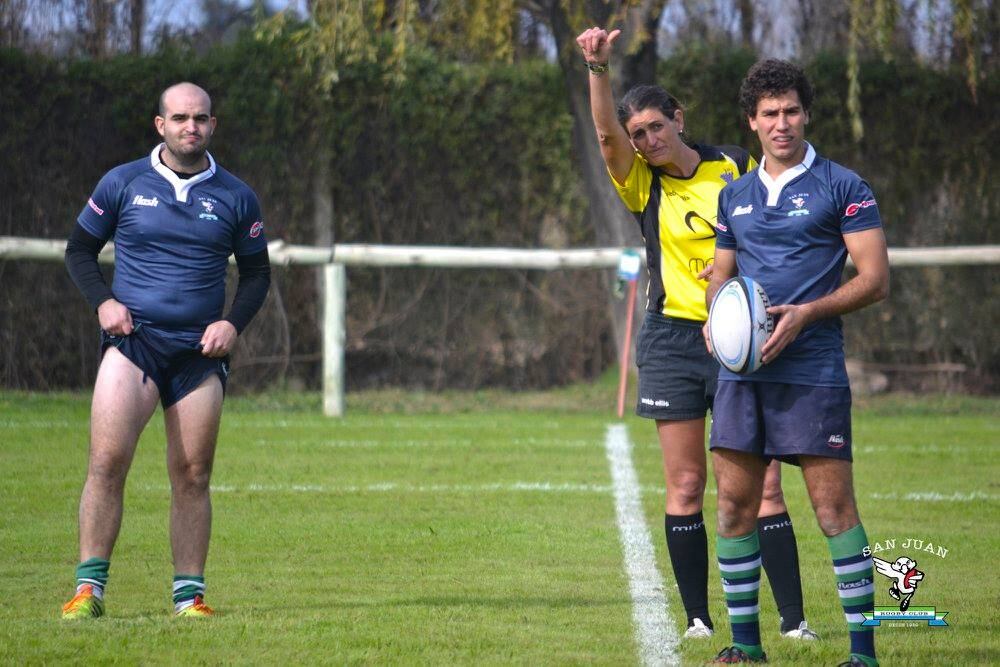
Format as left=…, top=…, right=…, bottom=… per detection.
left=844, top=199, right=876, bottom=217
left=87, top=198, right=105, bottom=216
left=249, top=221, right=264, bottom=238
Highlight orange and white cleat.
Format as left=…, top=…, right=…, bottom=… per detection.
left=175, top=595, right=215, bottom=617
left=62, top=584, right=105, bottom=619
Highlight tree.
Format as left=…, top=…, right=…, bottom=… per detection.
left=521, top=1, right=667, bottom=248
left=274, top=0, right=998, bottom=359
left=737, top=0, right=754, bottom=50
left=0, top=0, right=32, bottom=49
left=515, top=1, right=670, bottom=353
left=419, top=0, right=671, bottom=344
left=129, top=0, right=144, bottom=54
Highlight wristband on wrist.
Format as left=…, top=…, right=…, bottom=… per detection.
left=586, top=60, right=609, bottom=75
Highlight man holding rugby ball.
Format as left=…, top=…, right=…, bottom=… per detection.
left=705, top=59, right=889, bottom=665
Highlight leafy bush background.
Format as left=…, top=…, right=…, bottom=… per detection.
left=1, top=33, right=996, bottom=392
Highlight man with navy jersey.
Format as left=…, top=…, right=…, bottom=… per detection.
left=704, top=60, right=889, bottom=666
left=61, top=82, right=270, bottom=619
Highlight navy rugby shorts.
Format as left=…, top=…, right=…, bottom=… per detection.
left=100, top=323, right=229, bottom=409
left=709, top=379, right=853, bottom=464
left=635, top=312, right=717, bottom=421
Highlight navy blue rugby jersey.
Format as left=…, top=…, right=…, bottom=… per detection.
left=77, top=145, right=267, bottom=333
left=715, top=143, right=882, bottom=386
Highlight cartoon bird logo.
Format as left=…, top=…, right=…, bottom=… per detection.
left=873, top=556, right=925, bottom=611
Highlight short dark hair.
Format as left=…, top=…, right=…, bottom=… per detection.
left=738, top=59, right=814, bottom=119
left=616, top=85, right=682, bottom=128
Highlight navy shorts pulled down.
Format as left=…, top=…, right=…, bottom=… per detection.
left=101, top=323, right=229, bottom=409
left=710, top=380, right=853, bottom=464
left=635, top=313, right=718, bottom=421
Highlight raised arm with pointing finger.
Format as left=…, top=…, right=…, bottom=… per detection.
left=576, top=27, right=633, bottom=182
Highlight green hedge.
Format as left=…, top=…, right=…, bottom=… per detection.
left=0, top=29, right=996, bottom=391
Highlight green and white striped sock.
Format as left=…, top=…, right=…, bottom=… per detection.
left=829, top=524, right=877, bottom=665
left=75, top=557, right=110, bottom=600
left=173, top=574, right=206, bottom=613
left=717, top=531, right=764, bottom=658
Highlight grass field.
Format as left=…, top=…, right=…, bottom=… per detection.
left=1, top=378, right=997, bottom=665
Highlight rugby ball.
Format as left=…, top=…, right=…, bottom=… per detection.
left=707, top=276, right=773, bottom=374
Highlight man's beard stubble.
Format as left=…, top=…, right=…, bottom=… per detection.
left=165, top=135, right=210, bottom=170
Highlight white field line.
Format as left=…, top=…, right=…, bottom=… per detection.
left=254, top=437, right=597, bottom=448
left=604, top=423, right=679, bottom=667
left=869, top=491, right=999, bottom=502
left=251, top=439, right=994, bottom=454
left=133, top=482, right=999, bottom=503
left=139, top=481, right=641, bottom=494
left=853, top=444, right=990, bottom=454
left=0, top=420, right=73, bottom=428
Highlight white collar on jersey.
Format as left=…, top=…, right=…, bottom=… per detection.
left=149, top=143, right=217, bottom=203
left=757, top=142, right=817, bottom=206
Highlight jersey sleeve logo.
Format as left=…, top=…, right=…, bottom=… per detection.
left=844, top=199, right=877, bottom=217
left=249, top=221, right=264, bottom=238
left=87, top=198, right=105, bottom=216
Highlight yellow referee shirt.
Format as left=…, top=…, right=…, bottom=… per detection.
left=612, top=144, right=755, bottom=321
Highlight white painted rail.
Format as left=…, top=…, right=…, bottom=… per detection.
left=3, top=235, right=999, bottom=416
left=6, top=236, right=1000, bottom=267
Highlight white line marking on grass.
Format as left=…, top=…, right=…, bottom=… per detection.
left=0, top=420, right=72, bottom=428
left=140, top=481, right=658, bottom=494
left=136, top=482, right=996, bottom=503
left=854, top=444, right=988, bottom=454
left=253, top=438, right=476, bottom=448
left=604, top=424, right=678, bottom=667
left=870, top=491, right=999, bottom=502
left=253, top=437, right=597, bottom=449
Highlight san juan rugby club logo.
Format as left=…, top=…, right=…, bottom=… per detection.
left=786, top=191, right=810, bottom=217
left=861, top=536, right=950, bottom=628
left=198, top=199, right=219, bottom=220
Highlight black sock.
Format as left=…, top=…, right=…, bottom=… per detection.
left=665, top=512, right=712, bottom=628
left=758, top=512, right=805, bottom=632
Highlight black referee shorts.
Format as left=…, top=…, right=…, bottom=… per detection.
left=635, top=312, right=718, bottom=421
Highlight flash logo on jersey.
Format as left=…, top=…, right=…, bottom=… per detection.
left=132, top=195, right=159, bottom=207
